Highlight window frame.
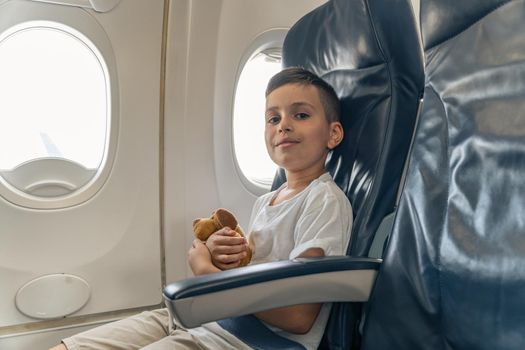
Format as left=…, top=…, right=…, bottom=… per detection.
left=230, top=28, right=287, bottom=195
left=0, top=1, right=119, bottom=209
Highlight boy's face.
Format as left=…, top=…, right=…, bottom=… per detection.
left=264, top=83, right=343, bottom=176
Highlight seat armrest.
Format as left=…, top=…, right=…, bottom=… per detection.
left=163, top=256, right=381, bottom=328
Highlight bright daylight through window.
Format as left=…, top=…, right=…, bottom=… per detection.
left=233, top=48, right=282, bottom=188
left=0, top=24, right=107, bottom=173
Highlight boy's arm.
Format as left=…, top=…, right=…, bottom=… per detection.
left=188, top=239, right=221, bottom=275
left=254, top=247, right=324, bottom=334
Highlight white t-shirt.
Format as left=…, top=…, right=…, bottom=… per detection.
left=190, top=172, right=353, bottom=349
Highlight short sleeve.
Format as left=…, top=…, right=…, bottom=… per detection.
left=289, top=186, right=351, bottom=260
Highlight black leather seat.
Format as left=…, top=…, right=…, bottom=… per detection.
left=277, top=0, right=424, bottom=347
left=361, top=1, right=525, bottom=349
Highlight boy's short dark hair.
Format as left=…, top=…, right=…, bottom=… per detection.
left=266, top=67, right=341, bottom=123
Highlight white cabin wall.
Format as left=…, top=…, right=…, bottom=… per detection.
left=0, top=0, right=165, bottom=348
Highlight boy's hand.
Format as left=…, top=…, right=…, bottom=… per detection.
left=187, top=239, right=219, bottom=276
left=206, top=227, right=249, bottom=270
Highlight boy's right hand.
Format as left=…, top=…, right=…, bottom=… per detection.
left=205, top=227, right=249, bottom=270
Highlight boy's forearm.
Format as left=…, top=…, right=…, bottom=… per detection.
left=191, top=260, right=221, bottom=276
left=252, top=247, right=325, bottom=333
left=188, top=239, right=222, bottom=276
left=254, top=303, right=322, bottom=334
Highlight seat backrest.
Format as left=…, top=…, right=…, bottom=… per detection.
left=279, top=0, right=424, bottom=348
left=361, top=1, right=525, bottom=349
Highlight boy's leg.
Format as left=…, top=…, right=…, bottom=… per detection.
left=61, top=308, right=170, bottom=350
left=140, top=329, right=206, bottom=350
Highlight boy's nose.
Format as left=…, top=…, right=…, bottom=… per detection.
left=278, top=125, right=292, bottom=133
left=278, top=117, right=293, bottom=133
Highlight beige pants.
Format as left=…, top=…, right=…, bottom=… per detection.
left=62, top=309, right=206, bottom=350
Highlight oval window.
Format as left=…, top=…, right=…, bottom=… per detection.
left=233, top=48, right=282, bottom=188
left=0, top=20, right=114, bottom=208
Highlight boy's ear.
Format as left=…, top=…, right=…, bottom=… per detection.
left=327, top=122, right=344, bottom=150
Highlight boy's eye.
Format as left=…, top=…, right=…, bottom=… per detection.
left=295, top=113, right=310, bottom=120
left=267, top=115, right=281, bottom=125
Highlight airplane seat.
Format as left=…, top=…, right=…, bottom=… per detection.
left=360, top=0, right=525, bottom=349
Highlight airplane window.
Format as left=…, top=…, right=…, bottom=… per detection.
left=0, top=24, right=106, bottom=170
left=0, top=21, right=111, bottom=206
left=233, top=48, right=282, bottom=188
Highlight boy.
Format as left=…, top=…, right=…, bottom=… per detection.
left=51, top=67, right=352, bottom=350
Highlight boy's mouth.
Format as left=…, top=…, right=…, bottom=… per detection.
left=275, top=138, right=300, bottom=147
